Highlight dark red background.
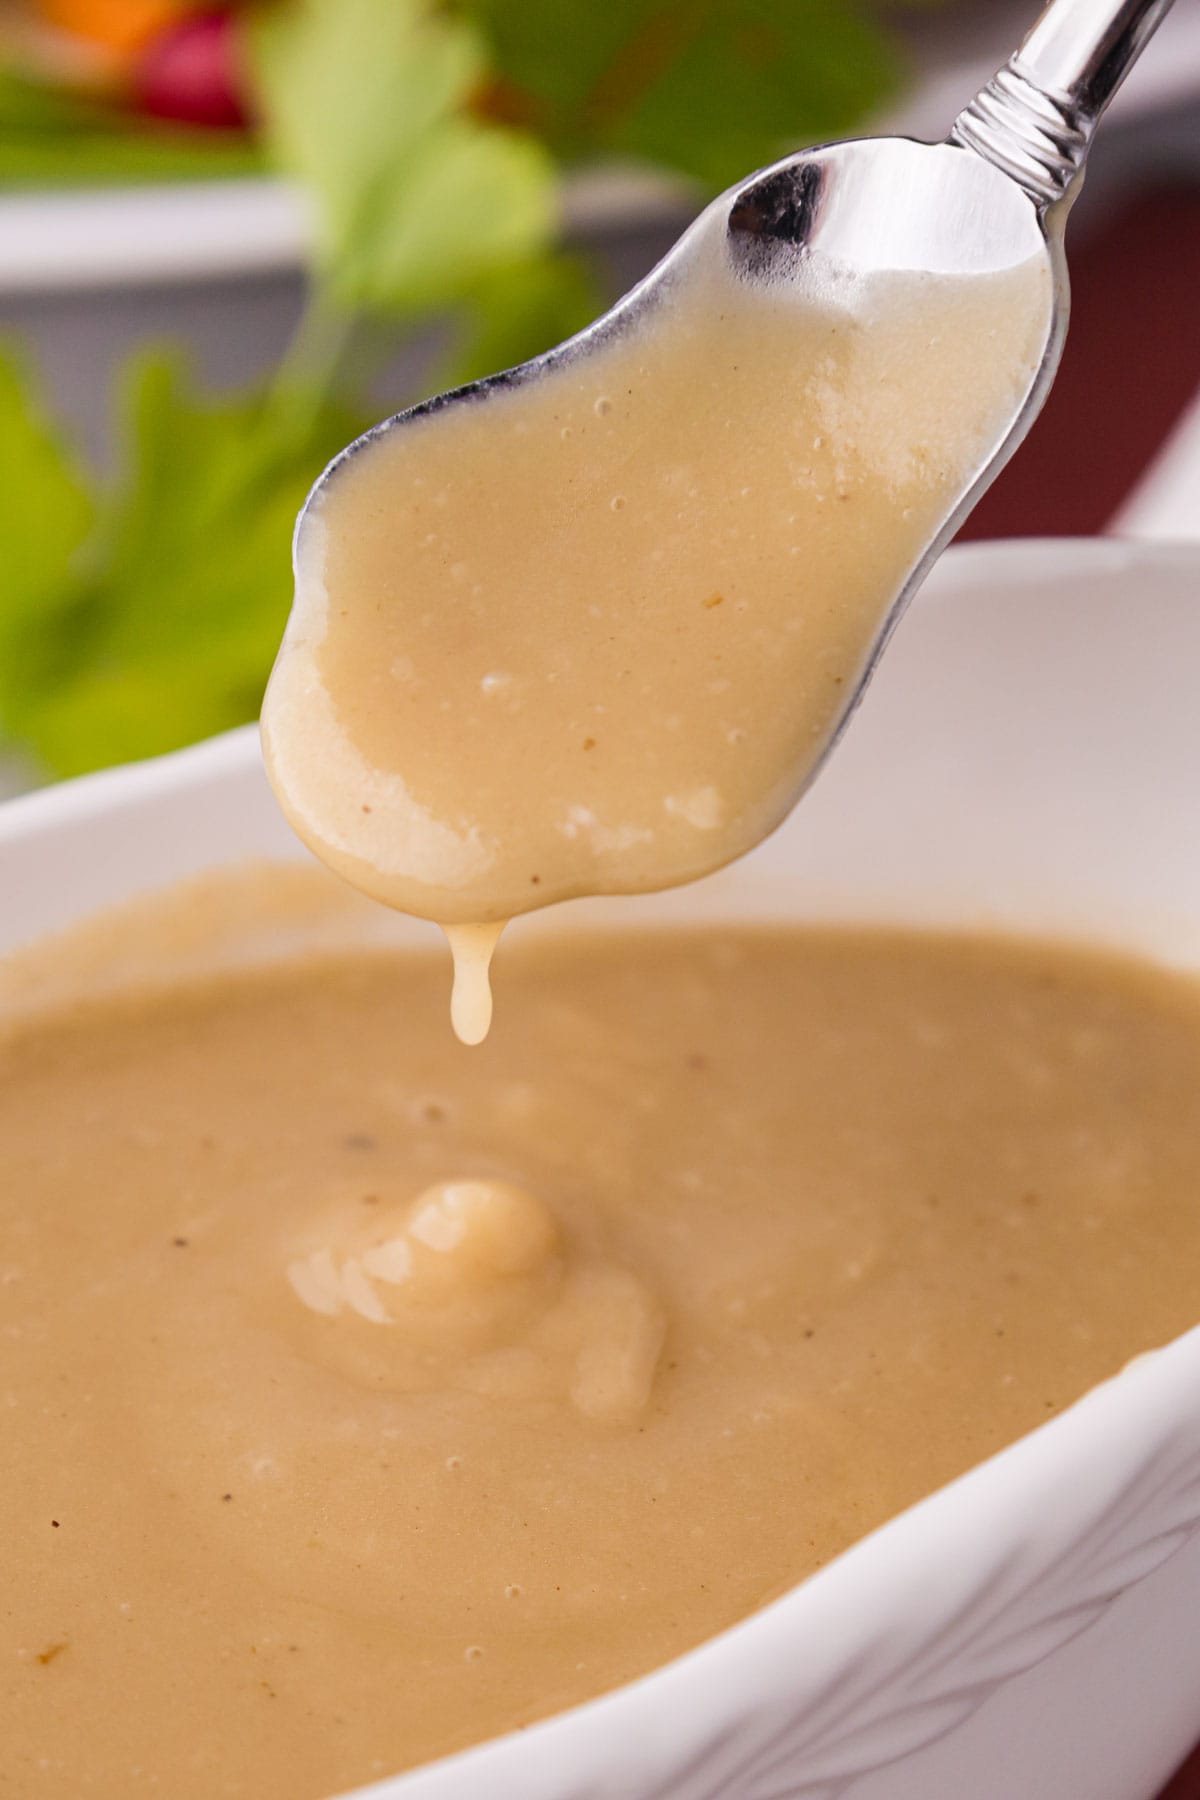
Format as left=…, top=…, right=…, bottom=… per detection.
left=957, top=187, right=1200, bottom=541
left=1165, top=1747, right=1200, bottom=1800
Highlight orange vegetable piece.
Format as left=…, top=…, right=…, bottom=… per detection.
left=37, top=0, right=196, bottom=57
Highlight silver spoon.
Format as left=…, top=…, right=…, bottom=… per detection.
left=289, top=0, right=1174, bottom=836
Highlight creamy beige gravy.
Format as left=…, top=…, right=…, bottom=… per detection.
left=262, top=245, right=1050, bottom=1036
left=7, top=906, right=1200, bottom=1797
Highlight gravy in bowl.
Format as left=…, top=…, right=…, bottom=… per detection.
left=6, top=881, right=1200, bottom=1797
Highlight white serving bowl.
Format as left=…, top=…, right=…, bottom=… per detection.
left=4, top=536, right=1200, bottom=1800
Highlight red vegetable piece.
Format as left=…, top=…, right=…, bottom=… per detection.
left=134, top=10, right=250, bottom=131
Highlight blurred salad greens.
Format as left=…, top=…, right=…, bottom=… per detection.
left=0, top=0, right=931, bottom=777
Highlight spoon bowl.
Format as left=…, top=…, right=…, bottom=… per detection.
left=309, top=131, right=1063, bottom=792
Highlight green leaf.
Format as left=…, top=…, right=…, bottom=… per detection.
left=612, top=1, right=900, bottom=190
left=334, top=116, right=558, bottom=315
left=4, top=350, right=360, bottom=778
left=0, top=346, right=93, bottom=712
left=245, top=0, right=558, bottom=317
left=438, top=251, right=603, bottom=390
left=14, top=649, right=257, bottom=779
left=0, top=67, right=260, bottom=188
left=464, top=0, right=904, bottom=192
left=247, top=0, right=476, bottom=266
left=463, top=0, right=663, bottom=134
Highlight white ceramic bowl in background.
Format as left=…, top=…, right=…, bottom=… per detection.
left=4, top=537, right=1200, bottom=1800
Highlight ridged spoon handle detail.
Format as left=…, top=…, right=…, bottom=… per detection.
left=951, top=0, right=1176, bottom=205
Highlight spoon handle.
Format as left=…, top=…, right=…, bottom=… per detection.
left=950, top=0, right=1176, bottom=205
